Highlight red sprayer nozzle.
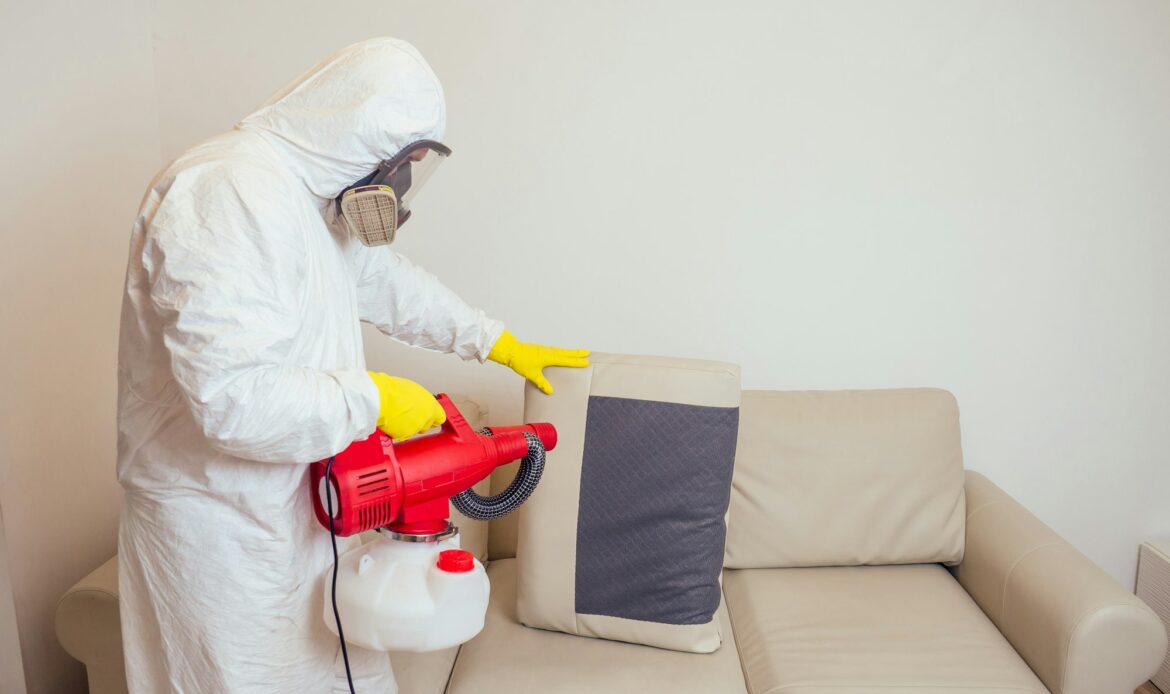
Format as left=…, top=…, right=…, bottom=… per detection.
left=488, top=422, right=557, bottom=453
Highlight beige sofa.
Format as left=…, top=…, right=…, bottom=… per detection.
left=57, top=384, right=1167, bottom=694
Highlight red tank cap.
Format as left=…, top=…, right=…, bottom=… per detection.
left=436, top=549, right=475, bottom=573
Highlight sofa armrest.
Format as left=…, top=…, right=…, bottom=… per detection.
left=955, top=471, right=1167, bottom=694
left=55, top=555, right=128, bottom=694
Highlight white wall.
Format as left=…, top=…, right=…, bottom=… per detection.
left=0, top=0, right=161, bottom=692
left=2, top=4, right=1168, bottom=691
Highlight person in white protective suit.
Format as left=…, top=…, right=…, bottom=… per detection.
left=117, top=38, right=588, bottom=693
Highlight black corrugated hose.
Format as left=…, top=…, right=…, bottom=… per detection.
left=451, top=430, right=546, bottom=521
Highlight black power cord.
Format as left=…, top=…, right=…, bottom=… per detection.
left=324, top=456, right=357, bottom=694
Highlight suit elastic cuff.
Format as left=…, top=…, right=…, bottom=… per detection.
left=477, top=320, right=507, bottom=363
left=333, top=368, right=381, bottom=439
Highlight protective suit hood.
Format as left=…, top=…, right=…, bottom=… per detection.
left=238, top=38, right=446, bottom=200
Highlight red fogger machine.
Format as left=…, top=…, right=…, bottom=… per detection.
left=311, top=393, right=556, bottom=538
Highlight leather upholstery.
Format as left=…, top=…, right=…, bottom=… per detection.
left=725, top=388, right=966, bottom=569
left=724, top=562, right=1048, bottom=693
left=389, top=647, right=458, bottom=694
left=486, top=462, right=520, bottom=559
left=447, top=559, right=747, bottom=694
left=956, top=471, right=1168, bottom=694
left=54, top=557, right=127, bottom=694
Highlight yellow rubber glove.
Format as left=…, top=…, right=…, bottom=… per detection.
left=368, top=372, right=446, bottom=441
left=487, top=330, right=590, bottom=395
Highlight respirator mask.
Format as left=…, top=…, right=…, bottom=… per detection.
left=336, top=140, right=451, bottom=246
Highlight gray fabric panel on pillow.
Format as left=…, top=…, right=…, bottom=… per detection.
left=575, top=395, right=738, bottom=626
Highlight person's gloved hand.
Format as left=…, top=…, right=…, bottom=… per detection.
left=368, top=372, right=446, bottom=441
left=487, top=330, right=590, bottom=395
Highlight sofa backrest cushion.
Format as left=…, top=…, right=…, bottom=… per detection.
left=723, top=388, right=965, bottom=569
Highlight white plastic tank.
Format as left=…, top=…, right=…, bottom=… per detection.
left=324, top=531, right=490, bottom=652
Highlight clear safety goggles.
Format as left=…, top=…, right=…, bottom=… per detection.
left=337, top=140, right=452, bottom=246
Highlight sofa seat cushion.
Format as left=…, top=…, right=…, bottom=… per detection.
left=388, top=648, right=458, bottom=694
left=723, top=564, right=1048, bottom=694
left=446, top=559, right=748, bottom=693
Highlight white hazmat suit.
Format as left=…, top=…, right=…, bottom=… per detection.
left=116, top=38, right=504, bottom=693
